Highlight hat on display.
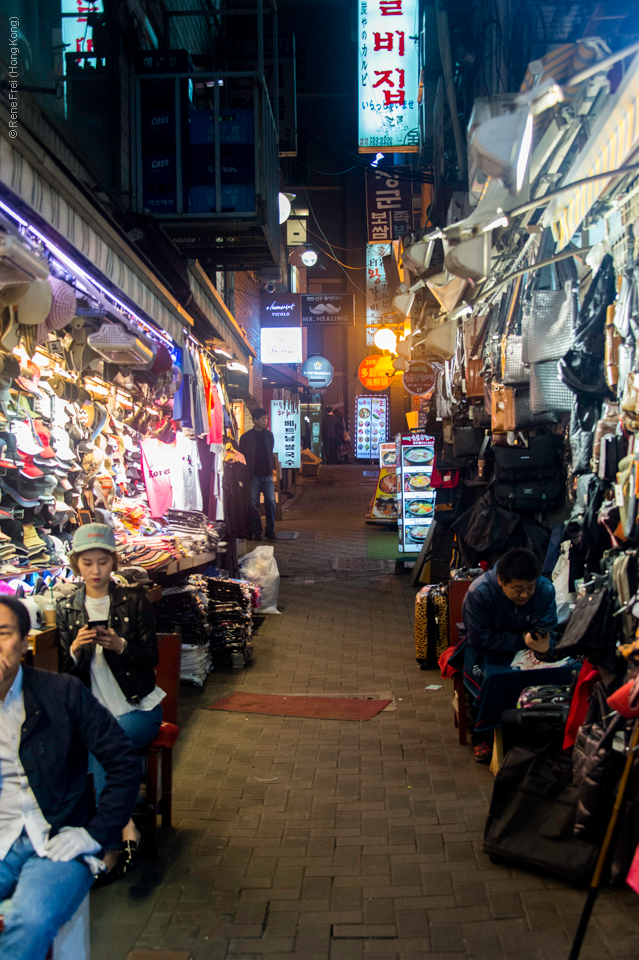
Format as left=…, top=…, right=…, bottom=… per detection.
left=14, top=280, right=52, bottom=326
left=72, top=522, right=117, bottom=554
left=45, top=277, right=76, bottom=332
left=0, top=283, right=30, bottom=307
left=1, top=307, right=20, bottom=352
left=0, top=479, right=39, bottom=508
left=0, top=355, right=20, bottom=381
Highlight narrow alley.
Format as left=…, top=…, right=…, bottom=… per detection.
left=93, top=467, right=639, bottom=960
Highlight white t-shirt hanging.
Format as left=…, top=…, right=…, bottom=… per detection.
left=171, top=433, right=203, bottom=511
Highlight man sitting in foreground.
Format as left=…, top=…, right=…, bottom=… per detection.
left=0, top=596, right=141, bottom=959
left=462, top=547, right=557, bottom=763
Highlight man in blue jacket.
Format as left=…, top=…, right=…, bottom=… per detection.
left=462, top=548, right=557, bottom=763
left=0, top=596, right=141, bottom=959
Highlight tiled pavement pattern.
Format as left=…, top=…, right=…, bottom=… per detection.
left=93, top=466, right=639, bottom=960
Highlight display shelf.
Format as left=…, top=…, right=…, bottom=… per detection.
left=0, top=565, right=64, bottom=582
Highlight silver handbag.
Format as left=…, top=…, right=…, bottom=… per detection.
left=529, top=360, right=574, bottom=414
left=522, top=282, right=577, bottom=364
left=502, top=335, right=530, bottom=385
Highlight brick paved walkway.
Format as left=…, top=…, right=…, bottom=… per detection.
left=93, top=466, right=639, bottom=960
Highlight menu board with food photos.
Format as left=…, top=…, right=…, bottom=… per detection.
left=396, top=433, right=436, bottom=553
left=355, top=395, right=388, bottom=460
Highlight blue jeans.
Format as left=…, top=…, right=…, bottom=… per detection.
left=0, top=832, right=94, bottom=959
left=89, top=703, right=162, bottom=801
left=250, top=475, right=275, bottom=536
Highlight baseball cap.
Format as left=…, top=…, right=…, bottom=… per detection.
left=72, top=523, right=117, bottom=554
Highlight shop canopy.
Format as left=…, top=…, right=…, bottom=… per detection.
left=0, top=134, right=252, bottom=361
left=544, top=50, right=639, bottom=250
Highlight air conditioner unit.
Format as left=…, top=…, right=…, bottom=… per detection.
left=87, top=323, right=156, bottom=365
left=467, top=96, right=515, bottom=206
left=0, top=235, right=50, bottom=284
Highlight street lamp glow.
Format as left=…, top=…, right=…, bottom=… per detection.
left=301, top=249, right=318, bottom=267
left=374, top=326, right=398, bottom=352
left=278, top=193, right=292, bottom=224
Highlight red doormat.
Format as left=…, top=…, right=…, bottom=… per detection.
left=206, top=692, right=392, bottom=721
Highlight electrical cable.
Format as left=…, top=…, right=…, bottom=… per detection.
left=305, top=226, right=368, bottom=253
left=294, top=177, right=368, bottom=298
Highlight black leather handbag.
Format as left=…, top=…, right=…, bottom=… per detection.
left=452, top=425, right=484, bottom=459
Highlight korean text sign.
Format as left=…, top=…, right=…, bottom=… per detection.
left=271, top=400, right=301, bottom=469
left=366, top=168, right=412, bottom=243
left=366, top=244, right=391, bottom=345
left=358, top=0, right=419, bottom=152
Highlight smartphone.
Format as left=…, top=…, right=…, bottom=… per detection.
left=88, top=620, right=109, bottom=630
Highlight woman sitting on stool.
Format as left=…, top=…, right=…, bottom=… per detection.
left=57, top=523, right=164, bottom=880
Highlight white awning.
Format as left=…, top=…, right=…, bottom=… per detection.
left=543, top=52, right=639, bottom=250
left=0, top=134, right=253, bottom=360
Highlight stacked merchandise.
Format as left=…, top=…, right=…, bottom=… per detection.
left=154, top=580, right=212, bottom=685
left=0, top=224, right=242, bottom=601
left=207, top=576, right=259, bottom=668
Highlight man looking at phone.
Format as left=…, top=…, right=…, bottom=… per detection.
left=0, top=595, right=141, bottom=958
left=461, top=548, right=557, bottom=763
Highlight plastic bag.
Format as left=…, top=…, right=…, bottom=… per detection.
left=240, top=545, right=281, bottom=615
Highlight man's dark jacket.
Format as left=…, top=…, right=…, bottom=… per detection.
left=20, top=666, right=142, bottom=849
left=239, top=427, right=274, bottom=478
left=461, top=568, right=557, bottom=696
left=57, top=583, right=158, bottom=705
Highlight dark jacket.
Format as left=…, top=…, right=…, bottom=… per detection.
left=20, top=666, right=142, bottom=849
left=57, top=583, right=158, bottom=705
left=239, top=427, right=274, bottom=478
left=321, top=413, right=335, bottom=437
left=462, top=568, right=557, bottom=696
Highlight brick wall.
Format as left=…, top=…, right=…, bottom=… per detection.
left=234, top=271, right=263, bottom=404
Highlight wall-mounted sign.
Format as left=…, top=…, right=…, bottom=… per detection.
left=403, top=359, right=439, bottom=396
left=301, top=294, right=355, bottom=326
left=261, top=327, right=303, bottom=364
left=366, top=168, right=413, bottom=243
left=358, top=0, right=419, bottom=153
left=271, top=399, right=300, bottom=468
left=261, top=294, right=301, bottom=327
left=301, top=355, right=334, bottom=389
left=358, top=354, right=395, bottom=391
left=366, top=243, right=392, bottom=345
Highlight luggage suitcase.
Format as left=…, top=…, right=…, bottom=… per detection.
left=415, top=584, right=449, bottom=668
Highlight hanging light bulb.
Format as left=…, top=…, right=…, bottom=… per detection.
left=374, top=326, right=398, bottom=353
left=278, top=193, right=292, bottom=224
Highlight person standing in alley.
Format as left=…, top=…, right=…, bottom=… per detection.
left=239, top=407, right=276, bottom=541
left=321, top=405, right=336, bottom=464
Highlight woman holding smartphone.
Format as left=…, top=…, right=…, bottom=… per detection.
left=57, top=523, right=164, bottom=880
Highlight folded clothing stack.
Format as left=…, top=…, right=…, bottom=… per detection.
left=155, top=582, right=213, bottom=684
left=116, top=535, right=179, bottom=571
left=207, top=576, right=255, bottom=666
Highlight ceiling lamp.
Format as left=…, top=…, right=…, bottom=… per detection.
left=402, top=238, right=434, bottom=276
left=301, top=249, right=318, bottom=267
left=278, top=193, right=292, bottom=224
left=471, top=105, right=533, bottom=195
left=373, top=326, right=398, bottom=353
left=444, top=233, right=493, bottom=281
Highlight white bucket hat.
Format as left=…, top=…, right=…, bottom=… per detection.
left=14, top=280, right=52, bottom=326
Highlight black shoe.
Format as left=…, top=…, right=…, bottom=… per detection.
left=117, top=840, right=139, bottom=877
left=252, top=533, right=262, bottom=541
left=92, top=867, right=120, bottom=889
left=265, top=530, right=276, bottom=540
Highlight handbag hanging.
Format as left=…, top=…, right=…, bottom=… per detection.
left=491, top=382, right=516, bottom=433
left=521, top=232, right=578, bottom=364
left=452, top=424, right=484, bottom=458
left=529, top=360, right=574, bottom=414
left=502, top=334, right=530, bottom=385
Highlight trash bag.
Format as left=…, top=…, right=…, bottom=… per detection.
left=240, top=545, right=281, bottom=615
